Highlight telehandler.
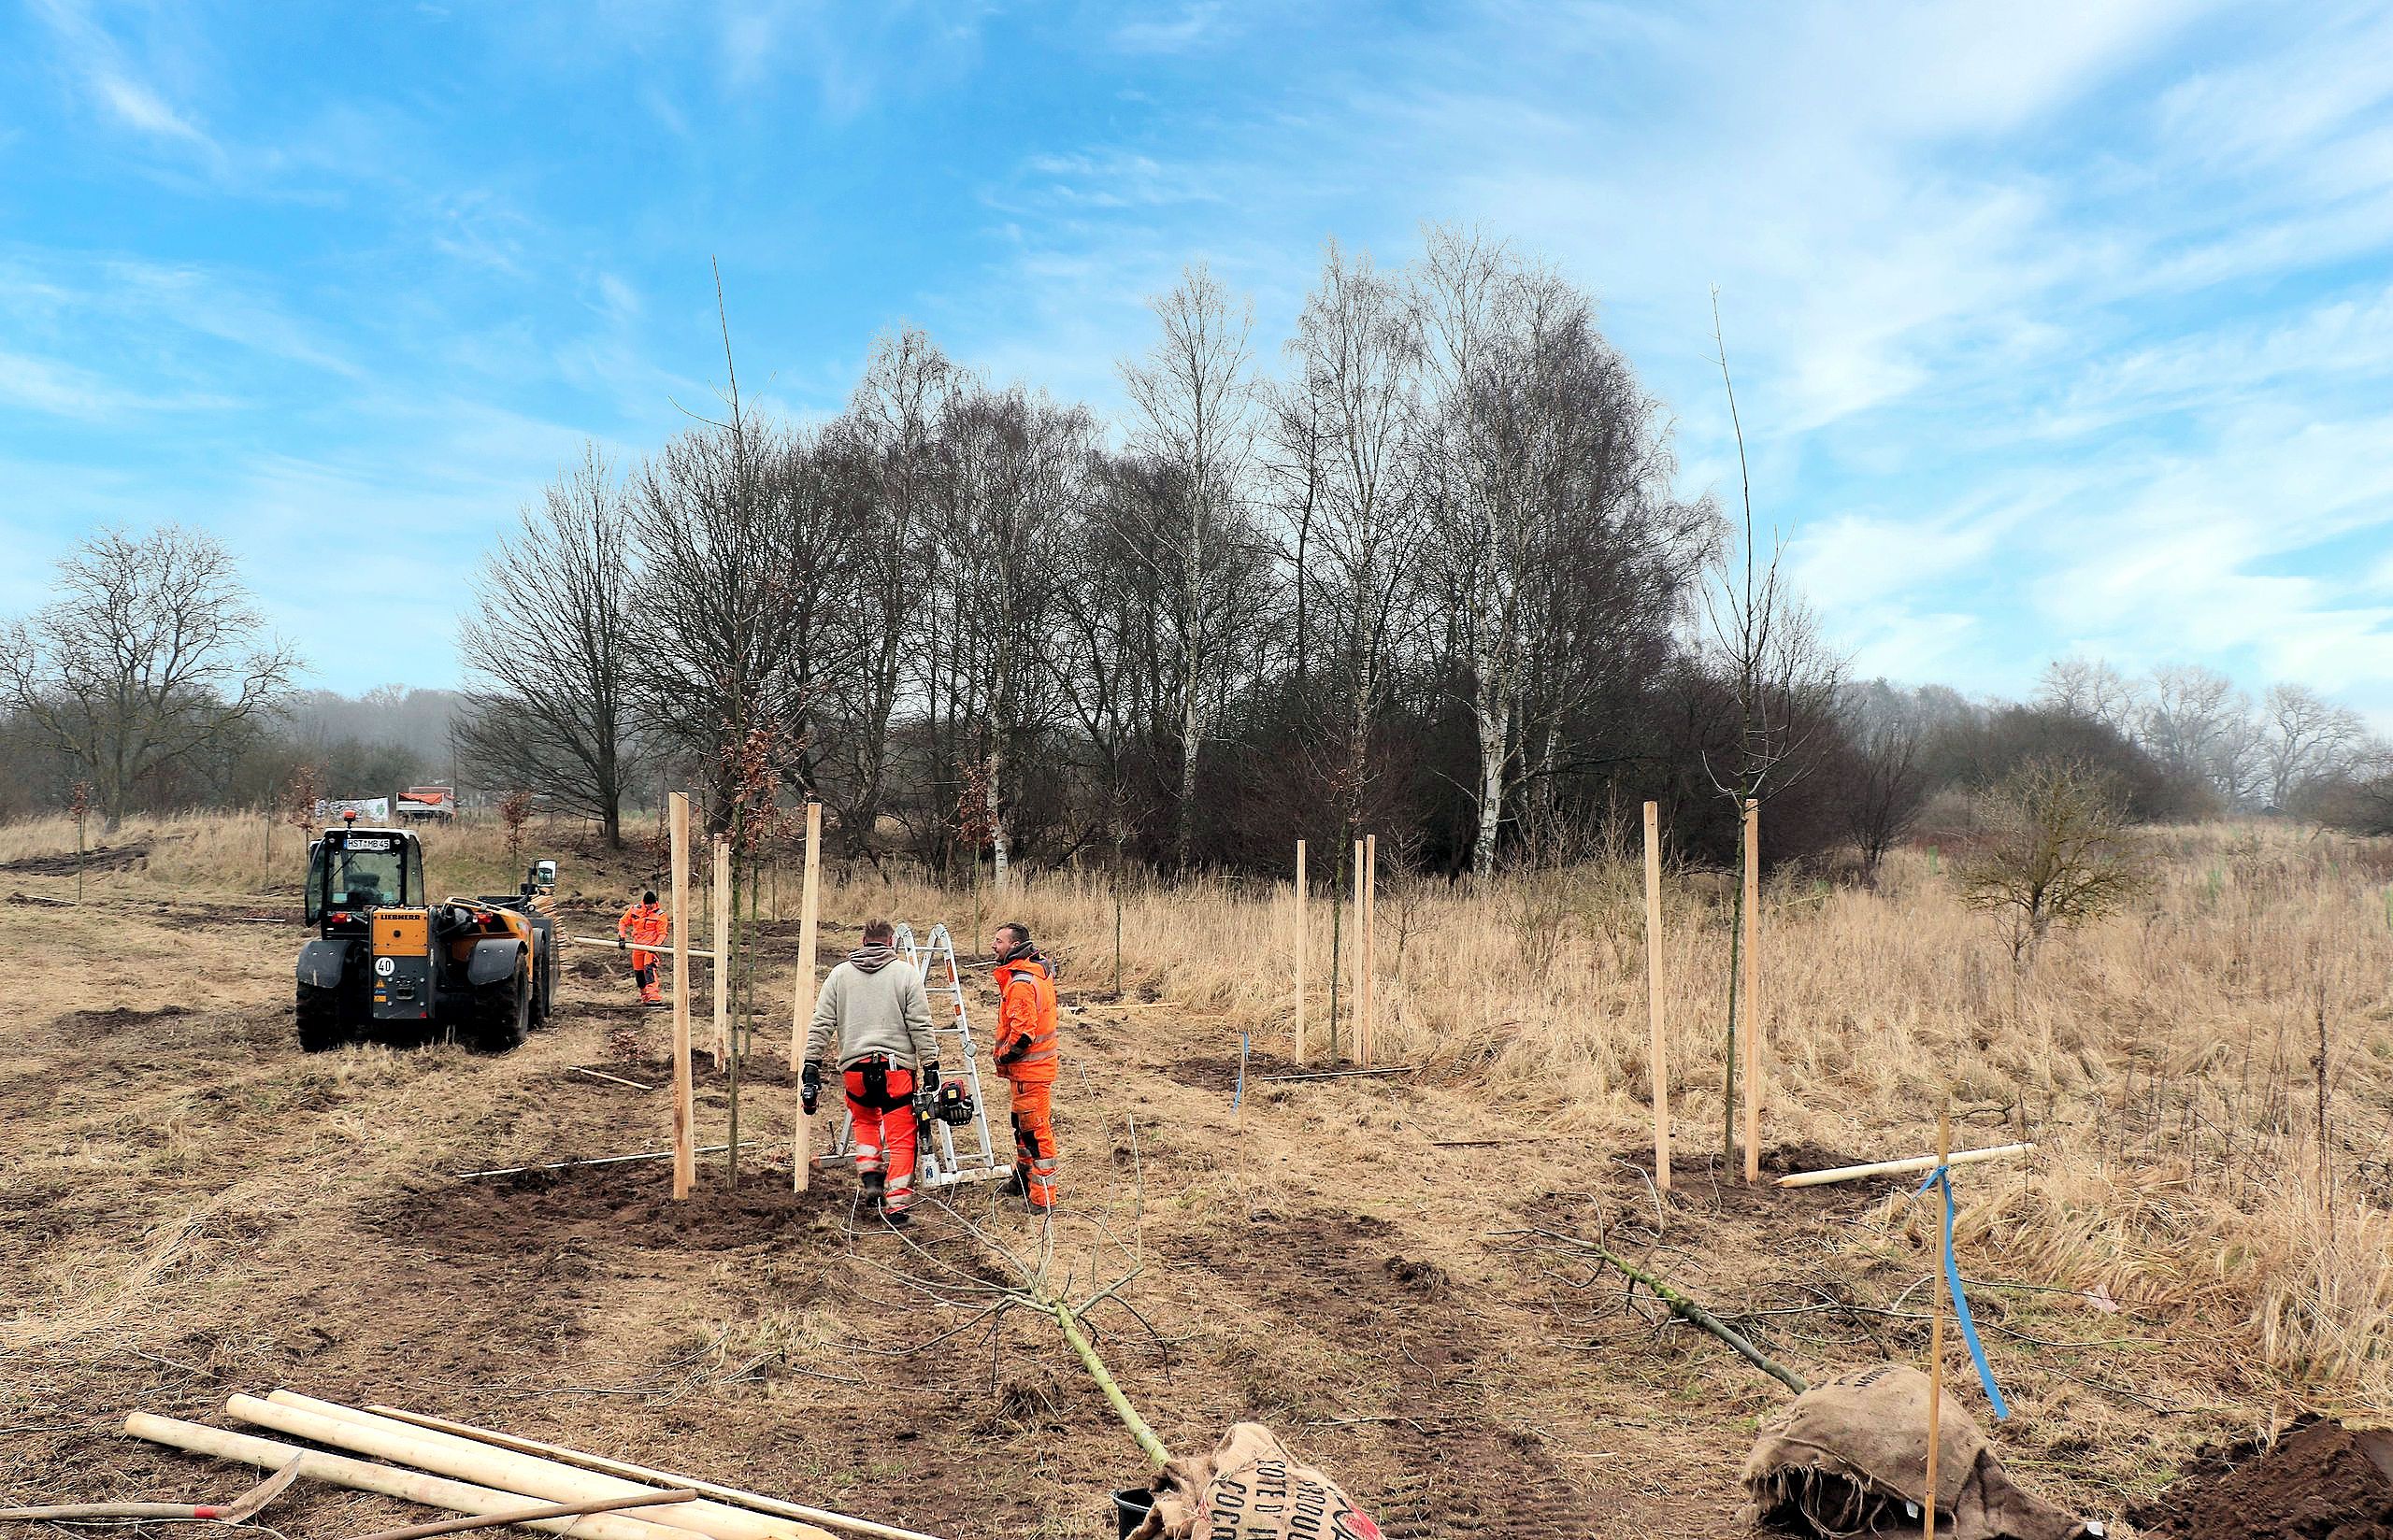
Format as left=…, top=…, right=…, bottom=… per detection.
left=294, top=816, right=558, bottom=1053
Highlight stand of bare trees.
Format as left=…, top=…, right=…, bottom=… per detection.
left=2, top=526, right=296, bottom=833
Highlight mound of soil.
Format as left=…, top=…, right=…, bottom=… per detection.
left=2131, top=1419, right=2393, bottom=1539
left=0, top=839, right=152, bottom=876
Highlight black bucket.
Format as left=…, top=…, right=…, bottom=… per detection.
left=1111, top=1488, right=1154, bottom=1538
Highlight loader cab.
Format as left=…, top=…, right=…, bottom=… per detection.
left=306, top=827, right=425, bottom=927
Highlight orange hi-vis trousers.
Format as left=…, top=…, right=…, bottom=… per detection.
left=843, top=1060, right=918, bottom=1214
left=1007, top=1077, right=1057, bottom=1210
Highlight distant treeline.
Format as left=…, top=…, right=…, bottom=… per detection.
left=6, top=230, right=2388, bottom=860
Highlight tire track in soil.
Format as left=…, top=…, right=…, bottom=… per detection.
left=1177, top=1209, right=1600, bottom=1540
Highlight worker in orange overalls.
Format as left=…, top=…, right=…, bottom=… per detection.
left=616, top=889, right=669, bottom=1007
left=989, top=920, right=1060, bottom=1212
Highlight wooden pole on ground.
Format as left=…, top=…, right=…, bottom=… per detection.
left=669, top=791, right=695, bottom=1200
left=1350, top=837, right=1367, bottom=1064
left=790, top=800, right=820, bottom=1192
left=1924, top=1096, right=1952, bottom=1540
left=1741, top=796, right=1762, bottom=1184
left=1293, top=839, right=1307, bottom=1066
left=1643, top=801, right=1669, bottom=1192
left=711, top=837, right=730, bottom=1069
left=121, top=1417, right=695, bottom=1540
left=1363, top=833, right=1378, bottom=1066
left=363, top=1405, right=952, bottom=1540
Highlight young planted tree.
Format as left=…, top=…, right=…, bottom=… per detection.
left=1959, top=760, right=2152, bottom=972
left=1703, top=294, right=1840, bottom=1162
left=2, top=525, right=297, bottom=832
left=629, top=281, right=865, bottom=834
left=456, top=445, right=645, bottom=848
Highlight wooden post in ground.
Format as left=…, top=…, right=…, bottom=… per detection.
left=1643, top=801, right=1669, bottom=1192
left=668, top=792, right=695, bottom=1200
left=1362, top=834, right=1378, bottom=1066
left=790, top=800, right=820, bottom=1192
left=1350, top=837, right=1367, bottom=1064
left=1293, top=839, right=1308, bottom=1066
left=1923, top=1097, right=1952, bottom=1540
left=1741, top=797, right=1762, bottom=1183
left=710, top=837, right=730, bottom=1069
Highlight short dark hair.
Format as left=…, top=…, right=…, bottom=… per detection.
left=996, top=921, right=1030, bottom=946
left=643, top=890, right=658, bottom=905
left=863, top=919, right=896, bottom=944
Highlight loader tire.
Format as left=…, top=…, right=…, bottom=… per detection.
left=296, top=981, right=353, bottom=1053
left=466, top=962, right=530, bottom=1054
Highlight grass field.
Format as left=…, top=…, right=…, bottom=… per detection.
left=2, top=808, right=2387, bottom=1534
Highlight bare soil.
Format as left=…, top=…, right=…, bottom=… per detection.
left=0, top=891, right=2260, bottom=1538
left=2128, top=1419, right=2393, bottom=1539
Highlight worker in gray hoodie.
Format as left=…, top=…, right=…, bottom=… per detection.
left=802, top=919, right=940, bottom=1223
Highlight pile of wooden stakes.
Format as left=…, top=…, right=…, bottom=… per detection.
left=123, top=1390, right=946, bottom=1540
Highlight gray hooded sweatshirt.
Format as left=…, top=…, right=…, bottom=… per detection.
left=805, top=945, right=939, bottom=1071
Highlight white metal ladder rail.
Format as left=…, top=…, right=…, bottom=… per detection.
left=817, top=921, right=1010, bottom=1191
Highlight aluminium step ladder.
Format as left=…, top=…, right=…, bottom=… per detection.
left=814, top=921, right=1012, bottom=1191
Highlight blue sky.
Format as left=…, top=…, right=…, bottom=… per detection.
left=3, top=1, right=2389, bottom=726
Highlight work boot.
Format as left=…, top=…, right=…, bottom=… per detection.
left=881, top=1203, right=911, bottom=1228
left=1004, top=1165, right=1029, bottom=1198
left=860, top=1170, right=886, bottom=1205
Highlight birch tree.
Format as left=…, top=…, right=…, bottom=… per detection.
left=1119, top=263, right=1268, bottom=869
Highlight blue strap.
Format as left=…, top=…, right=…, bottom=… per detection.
left=1233, top=1033, right=1250, bottom=1110
left=1913, top=1164, right=2011, bottom=1420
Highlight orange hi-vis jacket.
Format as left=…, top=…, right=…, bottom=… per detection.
left=617, top=902, right=668, bottom=963
left=992, top=955, right=1059, bottom=1085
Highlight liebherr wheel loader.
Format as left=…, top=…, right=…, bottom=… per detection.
left=294, top=819, right=558, bottom=1053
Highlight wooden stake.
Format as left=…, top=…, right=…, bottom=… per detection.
left=1777, top=1142, right=2035, bottom=1190
left=1643, top=801, right=1669, bottom=1192
left=346, top=1489, right=702, bottom=1540
left=1293, top=839, right=1307, bottom=1067
left=121, top=1417, right=694, bottom=1540
left=791, top=800, right=821, bottom=1193
left=790, top=801, right=822, bottom=1071
left=669, top=791, right=695, bottom=1201
left=1351, top=838, right=1367, bottom=1064
left=362, top=1405, right=953, bottom=1540
left=1368, top=836, right=1387, bottom=1066
left=1741, top=797, right=1762, bottom=1184
left=711, top=837, right=730, bottom=1070
left=1923, top=1097, right=1952, bottom=1540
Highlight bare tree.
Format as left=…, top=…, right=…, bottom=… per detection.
left=1283, top=239, right=1426, bottom=843
left=2140, top=663, right=2257, bottom=806
left=1960, top=760, right=2152, bottom=970
left=1119, top=263, right=1270, bottom=869
left=1841, top=709, right=1927, bottom=880
left=827, top=325, right=953, bottom=859
left=2035, top=656, right=2137, bottom=731
left=456, top=445, right=644, bottom=847
left=2, top=525, right=296, bottom=832
left=933, top=377, right=1093, bottom=887
left=629, top=393, right=865, bottom=831
left=2259, top=682, right=2362, bottom=812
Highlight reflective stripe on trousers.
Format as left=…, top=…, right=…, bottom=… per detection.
left=1009, top=1078, right=1058, bottom=1210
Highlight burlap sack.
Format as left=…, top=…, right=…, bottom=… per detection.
left=1741, top=1363, right=2092, bottom=1540
left=1127, top=1422, right=1382, bottom=1540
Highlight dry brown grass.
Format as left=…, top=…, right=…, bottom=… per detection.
left=7, top=810, right=2388, bottom=1420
